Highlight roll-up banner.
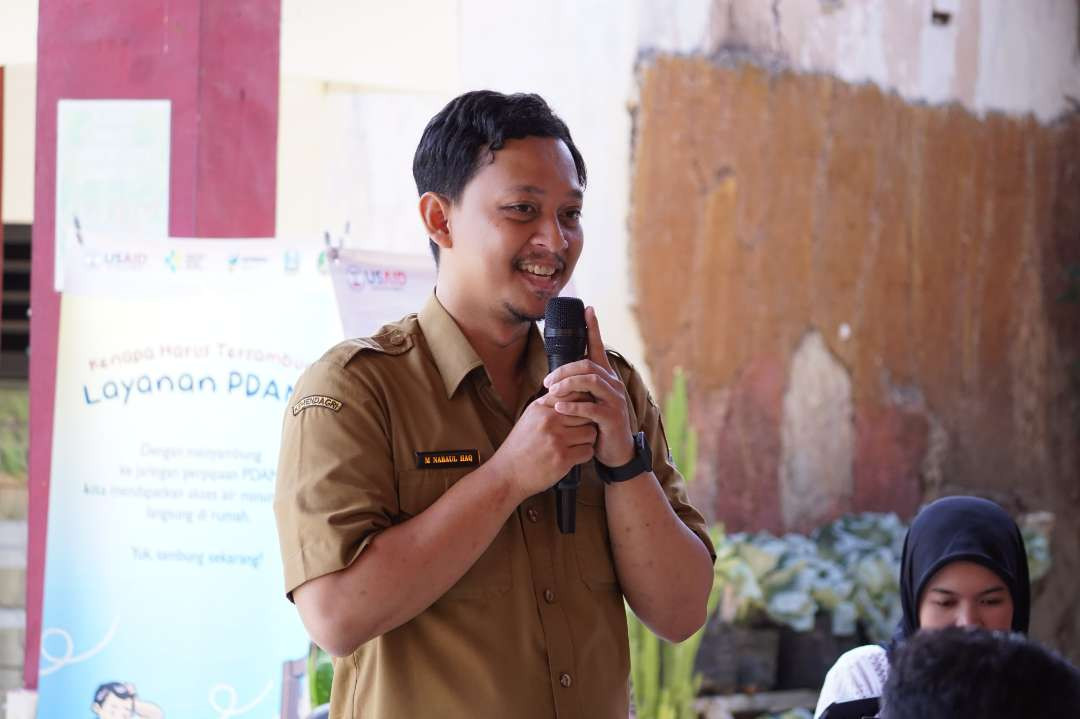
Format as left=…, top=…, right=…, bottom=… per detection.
left=37, top=237, right=434, bottom=718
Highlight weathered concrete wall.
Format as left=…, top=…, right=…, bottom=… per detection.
left=630, top=56, right=1080, bottom=653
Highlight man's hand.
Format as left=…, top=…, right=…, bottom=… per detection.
left=543, top=305, right=713, bottom=642
left=542, top=306, right=634, bottom=468
left=489, top=395, right=597, bottom=499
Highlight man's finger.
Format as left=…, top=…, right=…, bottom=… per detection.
left=586, top=306, right=614, bottom=372
left=553, top=400, right=609, bottom=424
left=544, top=359, right=601, bottom=387
left=547, top=374, right=619, bottom=401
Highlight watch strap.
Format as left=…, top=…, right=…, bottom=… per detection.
left=596, top=431, right=651, bottom=484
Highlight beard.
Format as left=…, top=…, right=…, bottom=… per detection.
left=503, top=300, right=545, bottom=324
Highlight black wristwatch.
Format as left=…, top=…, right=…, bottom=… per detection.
left=596, top=431, right=652, bottom=484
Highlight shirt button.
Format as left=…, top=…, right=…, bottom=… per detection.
left=560, top=673, right=572, bottom=688
left=526, top=507, right=539, bottom=523
left=544, top=589, right=556, bottom=603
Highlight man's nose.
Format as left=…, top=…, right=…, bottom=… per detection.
left=531, top=213, right=569, bottom=252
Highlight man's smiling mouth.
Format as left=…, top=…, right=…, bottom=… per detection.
left=520, top=262, right=557, bottom=277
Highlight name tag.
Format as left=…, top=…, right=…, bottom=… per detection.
left=415, top=449, right=479, bottom=469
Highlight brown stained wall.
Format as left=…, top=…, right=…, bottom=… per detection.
left=630, top=57, right=1080, bottom=655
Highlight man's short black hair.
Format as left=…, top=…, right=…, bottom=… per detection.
left=882, top=627, right=1080, bottom=719
left=412, top=90, right=587, bottom=264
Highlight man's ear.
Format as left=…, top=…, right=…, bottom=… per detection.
left=419, top=192, right=453, bottom=252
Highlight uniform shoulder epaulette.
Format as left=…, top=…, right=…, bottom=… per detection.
left=354, top=326, right=415, bottom=356
left=605, top=347, right=635, bottom=373
left=322, top=320, right=417, bottom=367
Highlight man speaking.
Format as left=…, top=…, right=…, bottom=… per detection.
left=274, top=90, right=715, bottom=718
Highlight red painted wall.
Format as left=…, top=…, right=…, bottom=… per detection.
left=28, top=0, right=280, bottom=688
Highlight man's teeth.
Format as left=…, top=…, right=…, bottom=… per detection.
left=521, top=263, right=556, bottom=277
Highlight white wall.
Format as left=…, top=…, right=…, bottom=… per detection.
left=456, top=0, right=646, bottom=370
left=0, top=0, right=38, bottom=66
left=3, top=64, right=34, bottom=224
left=278, top=0, right=651, bottom=372
left=275, top=82, right=447, bottom=254
left=974, top=0, right=1080, bottom=119
left=279, top=0, right=459, bottom=91
left=0, top=0, right=38, bottom=223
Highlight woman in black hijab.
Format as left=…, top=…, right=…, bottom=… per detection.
left=814, top=496, right=1031, bottom=718
left=893, top=495, right=1029, bottom=641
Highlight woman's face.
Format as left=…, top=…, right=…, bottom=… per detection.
left=917, top=560, right=1014, bottom=631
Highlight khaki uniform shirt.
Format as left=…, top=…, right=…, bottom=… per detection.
left=275, top=293, right=713, bottom=719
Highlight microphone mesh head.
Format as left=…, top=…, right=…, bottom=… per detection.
left=544, top=296, right=586, bottom=330
left=544, top=297, right=587, bottom=360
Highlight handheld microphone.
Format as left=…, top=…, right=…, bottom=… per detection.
left=543, top=297, right=588, bottom=534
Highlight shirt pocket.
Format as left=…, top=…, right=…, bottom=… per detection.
left=572, top=464, right=619, bottom=591
left=397, top=467, right=512, bottom=600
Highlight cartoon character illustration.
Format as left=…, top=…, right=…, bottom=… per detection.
left=91, top=682, right=164, bottom=719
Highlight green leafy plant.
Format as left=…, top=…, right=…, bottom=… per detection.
left=720, top=514, right=906, bottom=641
left=308, top=643, right=334, bottom=708
left=0, top=387, right=29, bottom=479
left=707, top=509, right=1053, bottom=644
left=628, top=368, right=719, bottom=719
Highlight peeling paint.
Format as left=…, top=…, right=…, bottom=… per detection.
left=639, top=0, right=1080, bottom=122
left=780, top=330, right=855, bottom=531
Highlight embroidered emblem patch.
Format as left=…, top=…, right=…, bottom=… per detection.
left=415, top=449, right=479, bottom=469
left=292, top=395, right=343, bottom=416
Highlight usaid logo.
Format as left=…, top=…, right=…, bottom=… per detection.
left=345, top=266, right=408, bottom=291
left=84, top=251, right=149, bottom=270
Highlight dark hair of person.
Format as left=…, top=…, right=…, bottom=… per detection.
left=881, top=627, right=1080, bottom=719
left=412, top=90, right=587, bottom=265
left=93, top=681, right=135, bottom=704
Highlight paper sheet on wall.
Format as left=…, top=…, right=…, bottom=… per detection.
left=54, top=100, right=171, bottom=292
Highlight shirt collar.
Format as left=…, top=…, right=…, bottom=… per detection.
left=521, top=324, right=550, bottom=409
left=418, top=292, right=548, bottom=400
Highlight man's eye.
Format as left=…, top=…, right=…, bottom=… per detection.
left=934, top=600, right=956, bottom=608
left=506, top=204, right=534, bottom=214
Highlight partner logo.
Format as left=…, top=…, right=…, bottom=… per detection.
left=165, top=250, right=207, bottom=273
left=227, top=255, right=270, bottom=272
left=345, top=266, right=408, bottom=291
left=283, top=250, right=302, bottom=274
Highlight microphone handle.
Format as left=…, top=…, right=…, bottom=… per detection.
left=548, top=351, right=584, bottom=370
left=555, top=465, right=580, bottom=534
left=547, top=348, right=586, bottom=534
